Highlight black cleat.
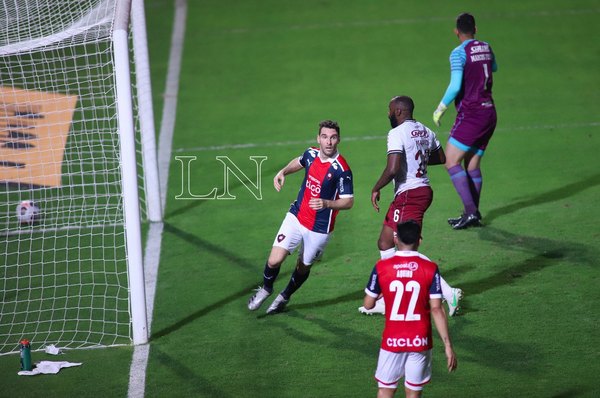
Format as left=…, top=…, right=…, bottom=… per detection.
left=447, top=215, right=463, bottom=226
left=452, top=213, right=482, bottom=230
left=448, top=211, right=481, bottom=226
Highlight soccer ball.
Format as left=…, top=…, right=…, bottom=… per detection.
left=16, top=200, right=40, bottom=224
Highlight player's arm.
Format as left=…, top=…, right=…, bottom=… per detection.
left=428, top=146, right=446, bottom=166
left=363, top=293, right=378, bottom=310
left=309, top=170, right=354, bottom=211
left=430, top=297, right=458, bottom=372
left=309, top=196, right=353, bottom=211
left=433, top=70, right=462, bottom=127
left=433, top=48, right=465, bottom=127
left=363, top=266, right=381, bottom=309
left=371, top=152, right=403, bottom=212
left=273, top=157, right=304, bottom=192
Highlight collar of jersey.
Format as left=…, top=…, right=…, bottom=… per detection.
left=317, top=151, right=340, bottom=163
left=394, top=250, right=420, bottom=256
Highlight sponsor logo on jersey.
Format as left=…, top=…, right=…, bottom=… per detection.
left=386, top=336, right=429, bottom=348
left=393, top=261, right=418, bottom=278
left=306, top=175, right=321, bottom=197
left=410, top=129, right=428, bottom=138
left=394, top=261, right=419, bottom=271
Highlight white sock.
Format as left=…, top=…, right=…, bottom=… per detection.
left=379, top=248, right=395, bottom=260
left=440, top=276, right=453, bottom=301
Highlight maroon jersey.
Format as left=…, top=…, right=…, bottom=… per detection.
left=451, top=39, right=496, bottom=112
left=365, top=251, right=442, bottom=352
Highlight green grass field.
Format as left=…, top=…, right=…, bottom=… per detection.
left=2, top=0, right=600, bottom=397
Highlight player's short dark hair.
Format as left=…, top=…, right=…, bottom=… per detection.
left=319, top=120, right=340, bottom=135
left=390, top=95, right=415, bottom=114
left=456, top=13, right=476, bottom=35
left=396, top=220, right=421, bottom=245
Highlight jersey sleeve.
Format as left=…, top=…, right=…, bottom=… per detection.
left=298, top=148, right=317, bottom=168
left=338, top=169, right=354, bottom=198
left=441, top=45, right=467, bottom=106
left=490, top=45, right=498, bottom=72
left=387, top=130, right=404, bottom=155
left=428, top=128, right=441, bottom=151
left=429, top=266, right=443, bottom=299
left=364, top=266, right=380, bottom=298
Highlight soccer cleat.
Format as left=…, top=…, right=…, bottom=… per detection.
left=247, top=286, right=272, bottom=311
left=448, top=211, right=481, bottom=226
left=451, top=213, right=482, bottom=230
left=358, top=297, right=385, bottom=315
left=446, top=288, right=463, bottom=317
left=266, top=294, right=289, bottom=314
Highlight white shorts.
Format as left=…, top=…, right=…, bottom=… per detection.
left=375, top=349, right=432, bottom=391
left=272, top=212, right=330, bottom=266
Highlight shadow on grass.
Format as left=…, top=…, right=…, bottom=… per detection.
left=152, top=345, right=233, bottom=398
left=293, top=289, right=365, bottom=310
left=451, top=317, right=544, bottom=376
left=163, top=222, right=256, bottom=270
left=263, top=310, right=379, bottom=358
left=456, top=226, right=596, bottom=297
left=484, top=173, right=600, bottom=224
left=152, top=222, right=292, bottom=340
left=253, top=289, right=364, bottom=320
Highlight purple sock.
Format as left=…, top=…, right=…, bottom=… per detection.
left=467, top=168, right=482, bottom=208
left=448, top=165, right=477, bottom=214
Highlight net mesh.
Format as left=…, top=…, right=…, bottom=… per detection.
left=0, top=0, right=144, bottom=354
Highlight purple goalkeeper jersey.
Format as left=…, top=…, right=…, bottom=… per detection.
left=452, top=39, right=496, bottom=112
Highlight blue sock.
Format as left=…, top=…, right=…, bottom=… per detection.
left=281, top=268, right=311, bottom=299
left=262, top=262, right=280, bottom=293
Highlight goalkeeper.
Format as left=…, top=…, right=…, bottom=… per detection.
left=432, top=12, right=498, bottom=230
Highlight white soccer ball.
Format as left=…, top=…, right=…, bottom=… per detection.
left=16, top=200, right=40, bottom=224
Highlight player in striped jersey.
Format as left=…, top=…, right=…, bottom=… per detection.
left=248, top=120, right=354, bottom=314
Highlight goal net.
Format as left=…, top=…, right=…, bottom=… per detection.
left=0, top=0, right=157, bottom=354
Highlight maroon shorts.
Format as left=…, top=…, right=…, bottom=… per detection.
left=450, top=107, right=497, bottom=151
left=384, top=186, right=433, bottom=230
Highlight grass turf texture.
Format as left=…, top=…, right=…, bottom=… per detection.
left=1, top=0, right=600, bottom=396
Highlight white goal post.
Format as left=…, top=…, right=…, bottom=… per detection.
left=0, top=0, right=159, bottom=353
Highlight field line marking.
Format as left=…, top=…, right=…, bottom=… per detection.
left=204, top=8, right=600, bottom=35
left=127, top=0, right=187, bottom=397
left=174, top=121, right=600, bottom=153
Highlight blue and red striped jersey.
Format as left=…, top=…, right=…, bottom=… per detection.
left=289, top=147, right=353, bottom=234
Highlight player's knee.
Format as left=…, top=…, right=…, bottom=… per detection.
left=267, top=251, right=287, bottom=268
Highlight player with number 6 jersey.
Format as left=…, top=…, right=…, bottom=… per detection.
left=361, top=96, right=462, bottom=318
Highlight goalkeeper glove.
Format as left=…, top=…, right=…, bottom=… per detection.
left=433, top=102, right=447, bottom=127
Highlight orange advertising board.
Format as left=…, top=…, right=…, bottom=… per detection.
left=0, top=87, right=77, bottom=187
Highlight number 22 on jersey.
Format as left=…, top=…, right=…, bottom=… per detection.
left=389, top=280, right=422, bottom=321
